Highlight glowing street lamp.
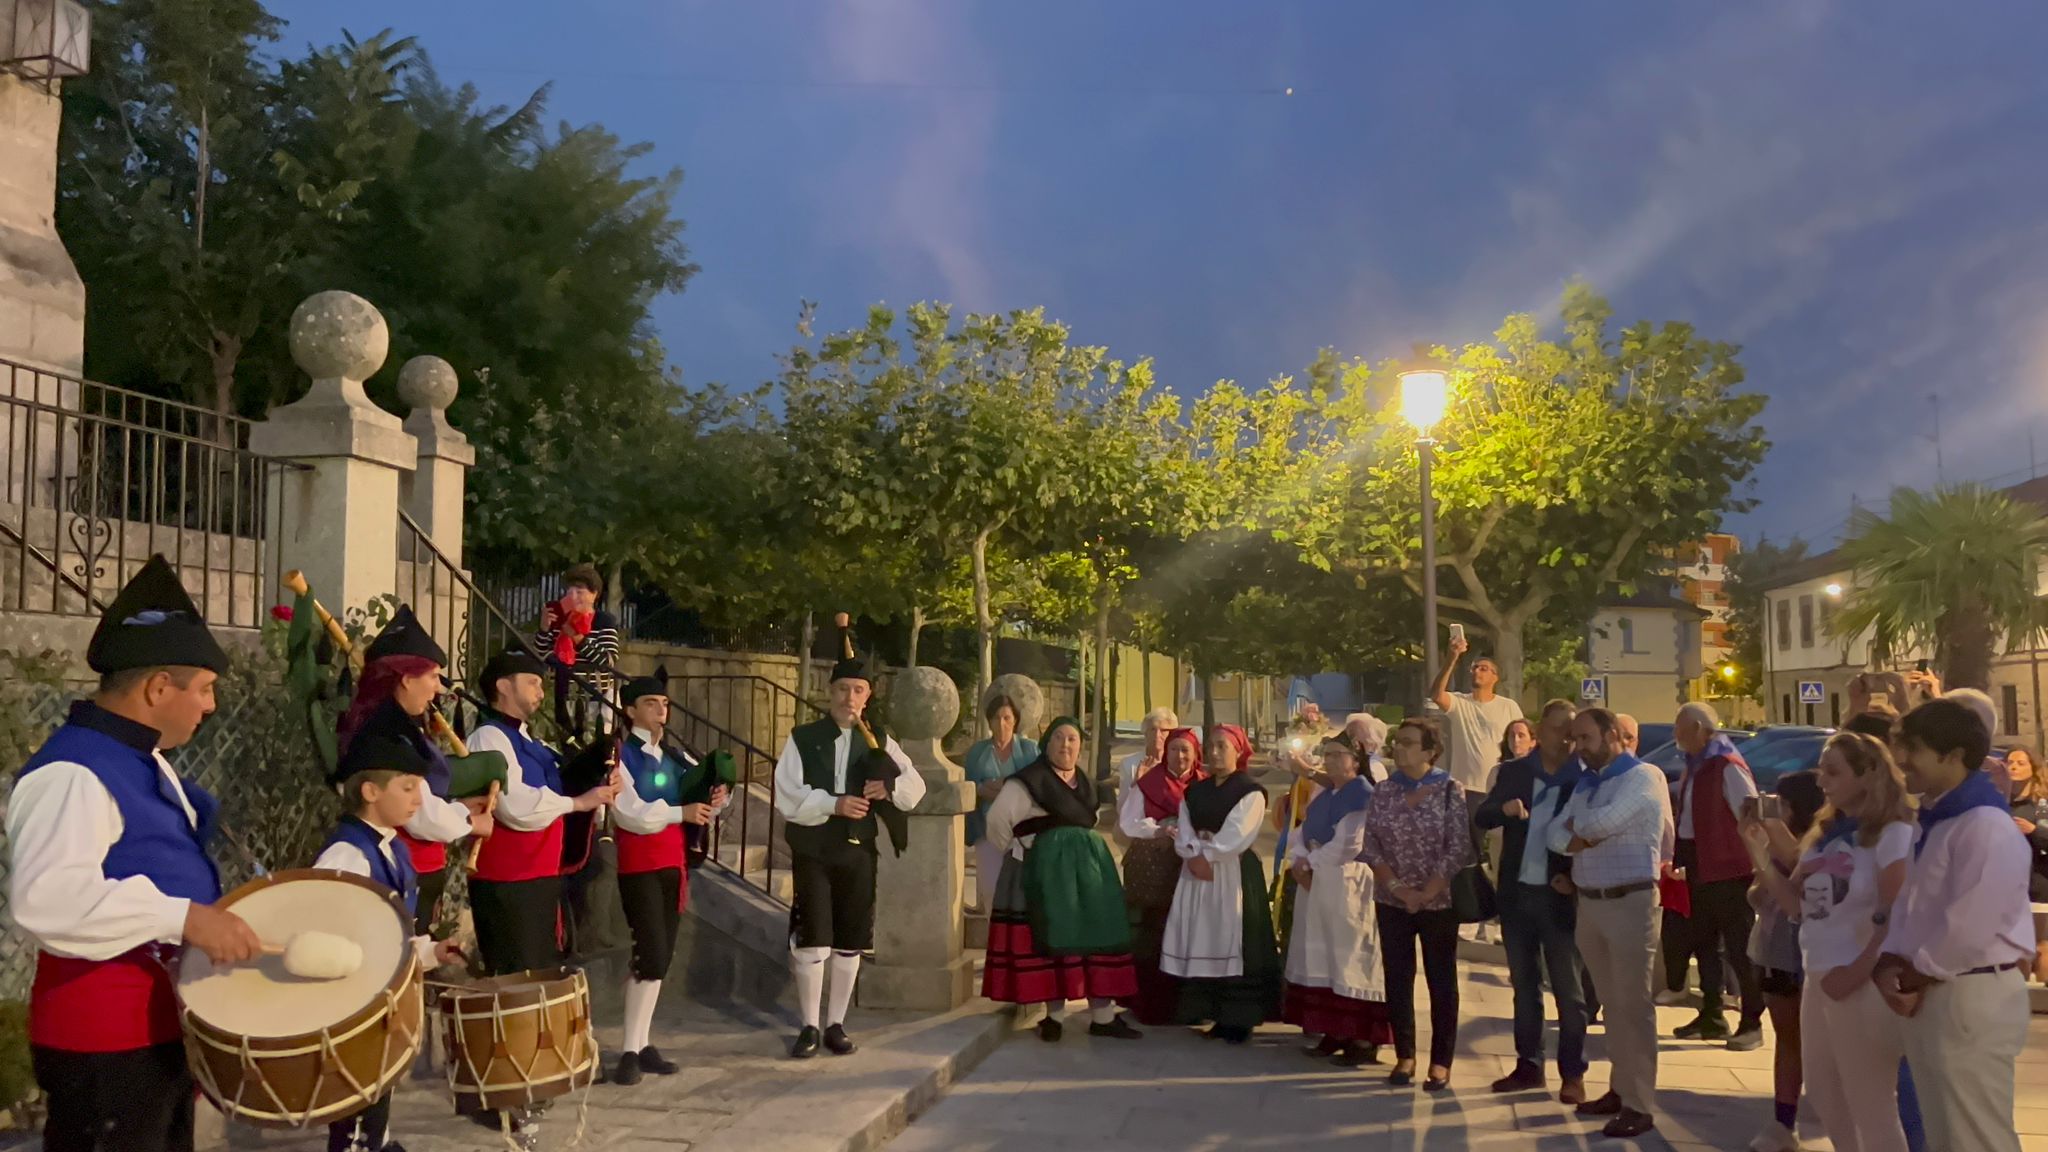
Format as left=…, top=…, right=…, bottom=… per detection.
left=1823, top=582, right=1843, bottom=598
left=1400, top=359, right=1450, bottom=684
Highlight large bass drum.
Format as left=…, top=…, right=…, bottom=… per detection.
left=439, top=966, right=598, bottom=1113
left=176, top=869, right=422, bottom=1128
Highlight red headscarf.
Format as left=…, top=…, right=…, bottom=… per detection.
left=337, top=655, right=439, bottom=755
left=1137, top=727, right=1207, bottom=820
left=1212, top=724, right=1254, bottom=774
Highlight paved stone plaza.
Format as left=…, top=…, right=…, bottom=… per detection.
left=885, top=957, right=2048, bottom=1152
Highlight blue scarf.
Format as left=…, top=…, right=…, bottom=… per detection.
left=1576, top=752, right=1644, bottom=803
left=1526, top=751, right=1583, bottom=802
left=1914, top=770, right=2009, bottom=859
left=1301, top=776, right=1371, bottom=847
left=1389, top=767, right=1449, bottom=793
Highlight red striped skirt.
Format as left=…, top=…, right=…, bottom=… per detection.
left=980, top=853, right=1137, bottom=1005
left=1281, top=982, right=1393, bottom=1045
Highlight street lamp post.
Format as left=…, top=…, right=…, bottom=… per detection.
left=1400, top=364, right=1450, bottom=689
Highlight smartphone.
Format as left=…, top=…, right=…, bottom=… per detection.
left=1741, top=795, right=1782, bottom=822
left=1448, top=623, right=1465, bottom=645
left=1916, top=659, right=1929, bottom=673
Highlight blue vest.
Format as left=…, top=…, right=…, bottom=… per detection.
left=19, top=715, right=221, bottom=905
left=481, top=716, right=563, bottom=793
left=622, top=740, right=682, bottom=807
left=323, top=816, right=418, bottom=918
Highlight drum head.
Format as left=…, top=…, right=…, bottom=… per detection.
left=177, top=870, right=410, bottom=1040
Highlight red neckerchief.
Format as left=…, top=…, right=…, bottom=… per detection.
left=1138, top=729, right=1207, bottom=820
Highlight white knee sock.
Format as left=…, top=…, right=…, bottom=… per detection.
left=623, top=978, right=661, bottom=1053
left=827, top=951, right=861, bottom=1026
left=793, top=946, right=830, bottom=1029
left=1089, top=999, right=1117, bottom=1025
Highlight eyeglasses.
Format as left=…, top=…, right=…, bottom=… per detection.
left=1392, top=734, right=1424, bottom=747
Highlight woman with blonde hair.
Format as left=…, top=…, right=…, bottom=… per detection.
left=1743, top=732, right=1915, bottom=1152
left=2006, top=745, right=2048, bottom=981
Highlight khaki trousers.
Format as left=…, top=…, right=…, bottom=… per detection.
left=1901, top=968, right=2027, bottom=1152
left=1575, top=886, right=1659, bottom=1114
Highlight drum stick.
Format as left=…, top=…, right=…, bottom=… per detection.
left=282, top=570, right=469, bottom=757
left=464, top=780, right=501, bottom=870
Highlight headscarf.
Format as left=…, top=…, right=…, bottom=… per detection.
left=1041, top=715, right=1084, bottom=761
left=1138, top=727, right=1208, bottom=821
left=1210, top=724, right=1253, bottom=775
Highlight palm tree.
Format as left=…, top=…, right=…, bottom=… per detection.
left=1832, top=485, right=2048, bottom=690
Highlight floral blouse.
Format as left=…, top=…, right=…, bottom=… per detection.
left=1359, top=777, right=1473, bottom=911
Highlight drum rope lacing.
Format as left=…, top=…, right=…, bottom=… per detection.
left=431, top=975, right=597, bottom=1152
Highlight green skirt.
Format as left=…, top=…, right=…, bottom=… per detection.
left=1023, top=826, right=1133, bottom=956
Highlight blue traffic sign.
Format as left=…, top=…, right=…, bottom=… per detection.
left=1798, top=681, right=1825, bottom=705
left=1579, top=676, right=1606, bottom=702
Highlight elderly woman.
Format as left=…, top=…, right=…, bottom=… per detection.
left=982, top=718, right=1142, bottom=1041
left=1162, top=724, right=1280, bottom=1043
left=1362, top=717, right=1472, bottom=1091
left=1120, top=727, right=1206, bottom=1025
left=1282, top=732, right=1389, bottom=1066
left=1118, top=707, right=1179, bottom=798
left=1346, top=712, right=1392, bottom=785
left=963, top=694, right=1040, bottom=911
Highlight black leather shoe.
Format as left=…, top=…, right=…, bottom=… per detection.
left=790, top=1026, right=821, bottom=1059
left=611, top=1051, right=643, bottom=1086
left=1036, top=1016, right=1064, bottom=1042
left=637, top=1046, right=680, bottom=1075
left=1333, top=1044, right=1380, bottom=1067
left=1603, top=1108, right=1657, bottom=1139
left=1388, top=1064, right=1415, bottom=1087
left=823, top=1024, right=857, bottom=1055
left=1491, top=1063, right=1544, bottom=1093
left=1306, top=1034, right=1343, bottom=1058
left=1575, top=1091, right=1624, bottom=1117
left=1673, top=1013, right=1729, bottom=1041
left=1423, top=1070, right=1452, bottom=1092
left=1088, top=1016, right=1143, bottom=1040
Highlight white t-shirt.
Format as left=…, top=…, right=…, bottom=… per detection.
left=1441, top=693, right=1523, bottom=792
left=1796, top=820, right=1914, bottom=971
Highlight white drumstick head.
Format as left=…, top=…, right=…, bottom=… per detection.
left=280, top=930, right=363, bottom=980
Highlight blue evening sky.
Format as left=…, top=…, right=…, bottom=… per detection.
left=268, top=0, right=2048, bottom=546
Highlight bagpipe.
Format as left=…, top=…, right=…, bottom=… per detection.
left=834, top=612, right=909, bottom=854
left=279, top=571, right=509, bottom=869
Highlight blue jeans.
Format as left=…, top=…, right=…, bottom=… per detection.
left=1502, top=883, right=1588, bottom=1078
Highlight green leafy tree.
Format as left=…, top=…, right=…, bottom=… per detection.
left=1831, top=485, right=2048, bottom=690
left=1294, top=285, right=1769, bottom=700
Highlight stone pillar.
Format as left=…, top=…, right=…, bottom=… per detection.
left=0, top=72, right=87, bottom=507
left=863, top=665, right=976, bottom=1011
left=249, top=292, right=413, bottom=617
left=397, top=355, right=472, bottom=563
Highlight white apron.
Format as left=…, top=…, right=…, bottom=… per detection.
left=1283, top=808, right=1384, bottom=1002
left=1160, top=789, right=1266, bottom=980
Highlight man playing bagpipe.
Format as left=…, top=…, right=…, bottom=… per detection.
left=772, top=634, right=926, bottom=1059
left=7, top=555, right=263, bottom=1152
left=607, top=676, right=736, bottom=1084
left=312, top=728, right=467, bottom=1152
left=465, top=648, right=620, bottom=976
left=337, top=605, right=500, bottom=936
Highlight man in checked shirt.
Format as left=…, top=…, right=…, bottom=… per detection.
left=1549, top=706, right=1675, bottom=1141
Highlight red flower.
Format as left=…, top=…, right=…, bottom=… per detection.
left=270, top=604, right=294, bottom=622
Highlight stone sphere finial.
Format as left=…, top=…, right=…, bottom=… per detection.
left=289, top=291, right=389, bottom=382
left=398, top=356, right=459, bottom=412
left=985, top=673, right=1046, bottom=739
left=890, top=666, right=960, bottom=742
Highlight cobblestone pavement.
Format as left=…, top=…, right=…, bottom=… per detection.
left=883, top=955, right=2048, bottom=1152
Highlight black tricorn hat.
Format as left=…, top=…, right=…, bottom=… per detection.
left=476, top=648, right=547, bottom=700
left=364, top=605, right=447, bottom=667
left=332, top=729, right=432, bottom=787
left=621, top=675, right=667, bottom=705
left=87, top=555, right=229, bottom=675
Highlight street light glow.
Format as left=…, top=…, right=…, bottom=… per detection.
left=1823, top=582, right=1843, bottom=597
left=1400, top=368, right=1449, bottom=433
left=1720, top=664, right=1737, bottom=680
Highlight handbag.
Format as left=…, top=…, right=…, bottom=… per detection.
left=1444, top=784, right=1498, bottom=924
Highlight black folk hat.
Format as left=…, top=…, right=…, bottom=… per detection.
left=364, top=604, right=447, bottom=667
left=87, top=555, right=230, bottom=675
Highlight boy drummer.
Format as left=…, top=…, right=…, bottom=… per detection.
left=7, top=555, right=263, bottom=1152
left=313, top=729, right=465, bottom=1152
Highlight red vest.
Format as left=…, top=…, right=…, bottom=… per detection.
left=471, top=820, right=564, bottom=883
left=1679, top=755, right=1755, bottom=884
left=616, top=825, right=683, bottom=876
left=31, top=945, right=182, bottom=1051
left=397, top=828, right=447, bottom=874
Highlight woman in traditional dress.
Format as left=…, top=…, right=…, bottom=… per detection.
left=1281, top=732, right=1390, bottom=1066
left=982, top=717, right=1144, bottom=1041
left=1162, top=724, right=1280, bottom=1044
left=963, top=694, right=1039, bottom=911
left=1361, top=716, right=1471, bottom=1091
left=1120, top=727, right=1206, bottom=1025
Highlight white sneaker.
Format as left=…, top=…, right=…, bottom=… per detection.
left=1653, top=989, right=1689, bottom=1007
left=1748, top=1121, right=1801, bottom=1152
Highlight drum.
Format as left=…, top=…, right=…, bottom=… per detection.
left=438, top=967, right=598, bottom=1112
left=177, top=870, right=422, bottom=1128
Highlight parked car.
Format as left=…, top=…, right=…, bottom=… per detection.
left=1641, top=728, right=1755, bottom=787
left=1636, top=722, right=1676, bottom=754
left=1735, top=726, right=1833, bottom=791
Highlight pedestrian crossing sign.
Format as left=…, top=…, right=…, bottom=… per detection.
left=1579, top=676, right=1606, bottom=703
left=1798, top=681, right=1825, bottom=705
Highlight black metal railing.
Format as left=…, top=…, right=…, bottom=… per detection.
left=1, top=357, right=301, bottom=626
left=395, top=512, right=794, bottom=905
